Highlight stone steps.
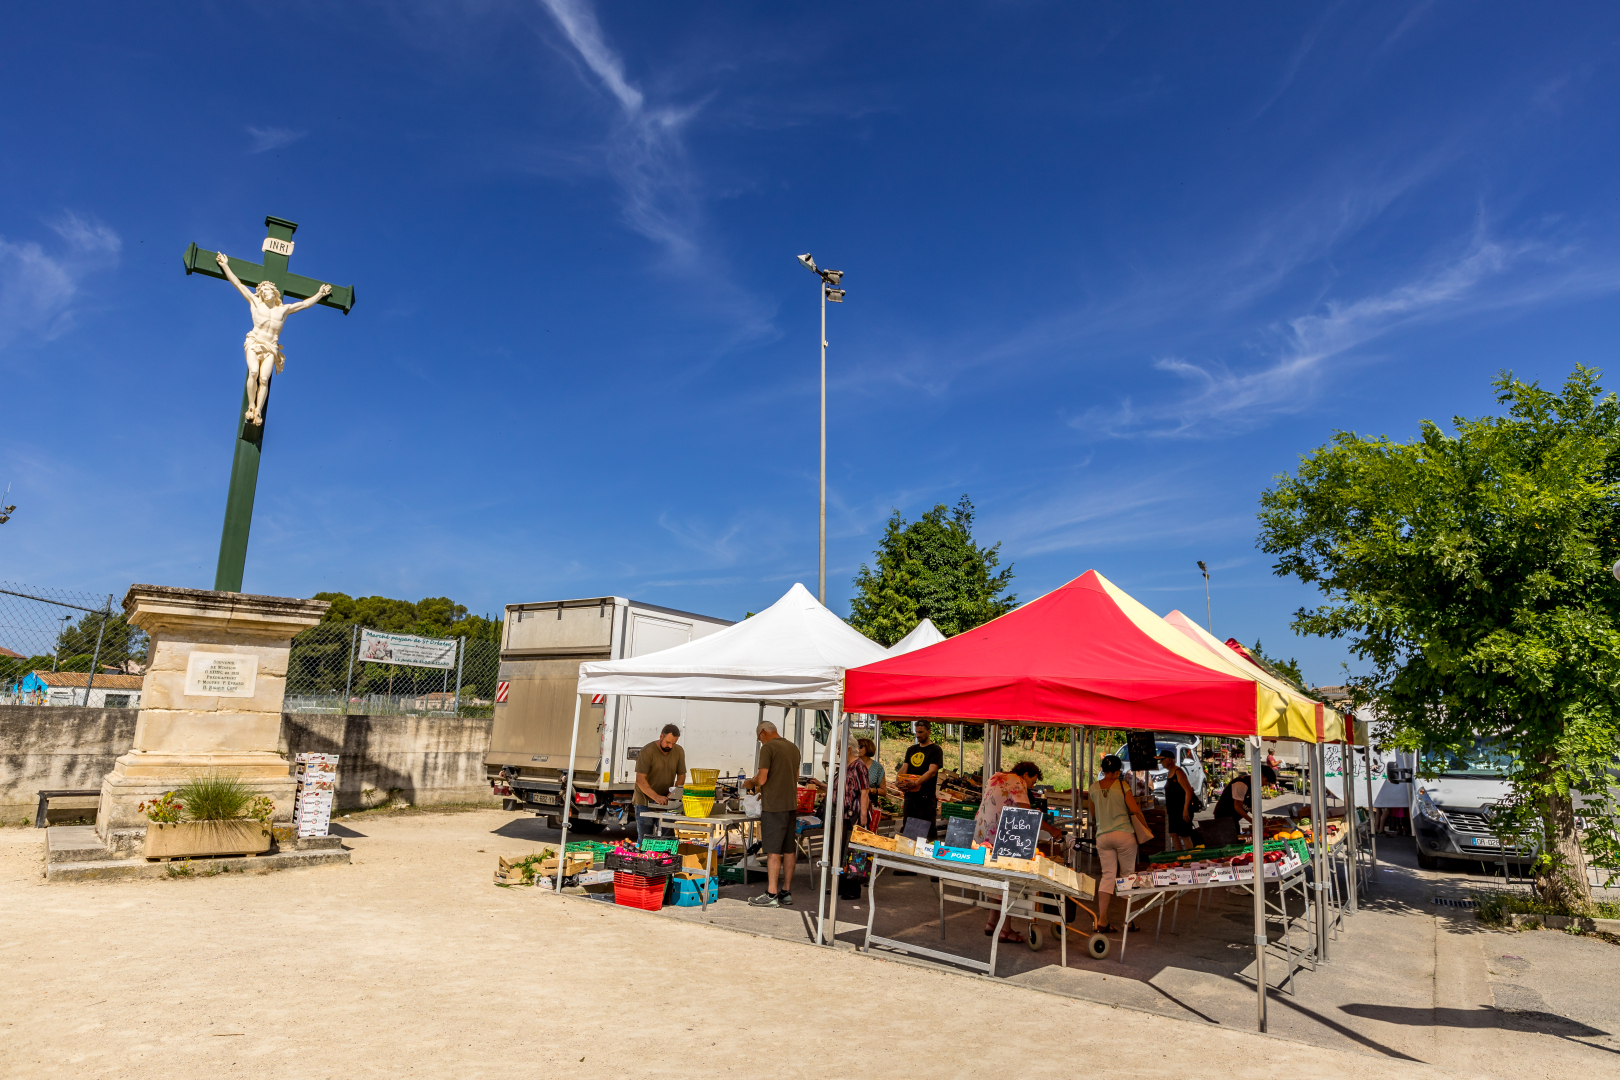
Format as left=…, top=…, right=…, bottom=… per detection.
left=44, top=824, right=350, bottom=881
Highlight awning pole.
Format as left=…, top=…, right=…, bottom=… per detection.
left=815, top=703, right=845, bottom=945
left=1364, top=745, right=1378, bottom=884
left=1068, top=728, right=1078, bottom=819
left=1313, top=741, right=1330, bottom=963
left=821, top=703, right=850, bottom=947
left=555, top=693, right=583, bottom=893
left=1344, top=740, right=1359, bottom=914
left=1250, top=737, right=1268, bottom=1032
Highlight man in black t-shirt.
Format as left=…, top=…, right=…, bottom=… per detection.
left=897, top=720, right=944, bottom=841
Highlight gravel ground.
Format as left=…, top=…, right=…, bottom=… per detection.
left=0, top=811, right=1499, bottom=1080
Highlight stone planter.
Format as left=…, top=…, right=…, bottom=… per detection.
left=143, top=820, right=272, bottom=860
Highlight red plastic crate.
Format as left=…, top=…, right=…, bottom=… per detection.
left=613, top=871, right=666, bottom=911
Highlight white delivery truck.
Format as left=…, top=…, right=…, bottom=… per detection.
left=485, top=596, right=763, bottom=831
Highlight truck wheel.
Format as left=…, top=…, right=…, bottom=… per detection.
left=545, top=816, right=563, bottom=831
left=1415, top=846, right=1439, bottom=870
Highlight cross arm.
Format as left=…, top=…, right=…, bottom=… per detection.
left=182, top=243, right=356, bottom=314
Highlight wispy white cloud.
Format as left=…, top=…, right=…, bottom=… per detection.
left=246, top=126, right=306, bottom=154
left=1071, top=229, right=1599, bottom=439
left=0, top=213, right=121, bottom=351
left=537, top=0, right=702, bottom=261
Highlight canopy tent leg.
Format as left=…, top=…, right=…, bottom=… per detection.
left=816, top=702, right=847, bottom=946
left=822, top=704, right=850, bottom=947
left=554, top=694, right=584, bottom=893
left=1313, top=742, right=1330, bottom=963
left=1344, top=740, right=1359, bottom=914
left=1068, top=728, right=1077, bottom=822
left=1251, top=737, right=1268, bottom=1032
left=1364, top=745, right=1378, bottom=884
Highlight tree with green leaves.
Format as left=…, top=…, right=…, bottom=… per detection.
left=1259, top=366, right=1620, bottom=909
left=849, top=496, right=1017, bottom=645
left=1247, top=641, right=1308, bottom=694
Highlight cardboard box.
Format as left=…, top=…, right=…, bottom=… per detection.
left=848, top=826, right=895, bottom=851
left=1173, top=868, right=1195, bottom=885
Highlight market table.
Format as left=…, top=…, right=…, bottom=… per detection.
left=851, top=842, right=1096, bottom=978
left=1113, top=859, right=1313, bottom=989
left=651, top=811, right=760, bottom=912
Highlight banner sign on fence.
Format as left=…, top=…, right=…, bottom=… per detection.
left=358, top=629, right=456, bottom=670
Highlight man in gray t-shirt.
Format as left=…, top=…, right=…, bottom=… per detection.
left=743, top=720, right=802, bottom=907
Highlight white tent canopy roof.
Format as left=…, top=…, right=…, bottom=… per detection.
left=887, top=617, right=945, bottom=656
left=576, top=582, right=888, bottom=706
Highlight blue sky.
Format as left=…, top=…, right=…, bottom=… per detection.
left=3, top=3, right=1618, bottom=684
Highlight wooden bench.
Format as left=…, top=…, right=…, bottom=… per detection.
left=35, top=789, right=100, bottom=828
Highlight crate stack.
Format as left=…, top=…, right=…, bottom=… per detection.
left=293, top=752, right=339, bottom=838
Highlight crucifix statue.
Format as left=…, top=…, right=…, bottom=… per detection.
left=183, top=215, right=355, bottom=593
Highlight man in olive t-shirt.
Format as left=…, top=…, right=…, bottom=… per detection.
left=744, top=721, right=802, bottom=907
left=633, top=724, right=686, bottom=840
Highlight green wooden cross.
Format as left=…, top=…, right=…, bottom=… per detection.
left=182, top=215, right=355, bottom=593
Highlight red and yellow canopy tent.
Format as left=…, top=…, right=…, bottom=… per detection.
left=846, top=570, right=1326, bottom=741
left=843, top=569, right=1347, bottom=1031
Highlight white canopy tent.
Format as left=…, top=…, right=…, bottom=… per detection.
left=562, top=582, right=889, bottom=942
left=577, top=582, right=887, bottom=705
left=886, top=617, right=945, bottom=656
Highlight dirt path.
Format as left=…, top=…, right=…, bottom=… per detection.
left=0, top=812, right=1490, bottom=1080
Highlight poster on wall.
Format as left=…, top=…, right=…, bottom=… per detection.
left=357, top=629, right=456, bottom=670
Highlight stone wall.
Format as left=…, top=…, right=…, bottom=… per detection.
left=0, top=706, right=138, bottom=821
left=0, top=707, right=495, bottom=818
left=278, top=714, right=497, bottom=809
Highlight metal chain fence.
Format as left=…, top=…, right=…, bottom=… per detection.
left=1, top=582, right=496, bottom=718
left=285, top=621, right=500, bottom=718
left=0, top=582, right=145, bottom=706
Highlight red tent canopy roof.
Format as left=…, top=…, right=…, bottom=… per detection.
left=844, top=570, right=1259, bottom=736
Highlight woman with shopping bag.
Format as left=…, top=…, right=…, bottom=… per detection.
left=1087, top=754, right=1152, bottom=934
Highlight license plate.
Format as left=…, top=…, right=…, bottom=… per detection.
left=532, top=794, right=559, bottom=806
left=1470, top=837, right=1500, bottom=848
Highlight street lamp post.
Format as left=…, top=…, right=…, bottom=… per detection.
left=797, top=253, right=845, bottom=605
left=1198, top=560, right=1211, bottom=632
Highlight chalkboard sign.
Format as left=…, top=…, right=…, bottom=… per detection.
left=943, top=815, right=977, bottom=851
left=990, top=805, right=1043, bottom=860
left=1126, top=730, right=1157, bottom=773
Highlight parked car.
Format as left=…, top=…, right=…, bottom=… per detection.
left=1113, top=734, right=1207, bottom=801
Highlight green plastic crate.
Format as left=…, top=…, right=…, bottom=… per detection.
left=940, top=801, right=979, bottom=820
left=565, top=840, right=615, bottom=855
left=718, top=862, right=768, bottom=885
left=638, top=838, right=679, bottom=853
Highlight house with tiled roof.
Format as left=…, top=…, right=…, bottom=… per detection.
left=13, top=670, right=143, bottom=708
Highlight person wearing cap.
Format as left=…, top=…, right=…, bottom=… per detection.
left=1158, top=748, right=1197, bottom=852
left=1205, top=763, right=1278, bottom=848
left=1087, top=754, right=1150, bottom=934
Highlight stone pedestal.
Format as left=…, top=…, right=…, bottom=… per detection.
left=97, top=586, right=328, bottom=856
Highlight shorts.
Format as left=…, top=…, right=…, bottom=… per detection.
left=1096, top=830, right=1139, bottom=894
left=1167, top=814, right=1195, bottom=837
left=760, top=810, right=797, bottom=855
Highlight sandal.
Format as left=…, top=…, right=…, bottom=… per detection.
left=998, top=928, right=1025, bottom=944
left=1093, top=923, right=1118, bottom=934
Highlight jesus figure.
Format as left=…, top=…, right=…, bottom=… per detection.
left=215, top=251, right=332, bottom=426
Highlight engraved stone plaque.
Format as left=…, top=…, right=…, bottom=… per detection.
left=184, top=652, right=259, bottom=698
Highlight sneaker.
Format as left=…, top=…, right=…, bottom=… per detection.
left=778, top=891, right=793, bottom=906
left=748, top=892, right=780, bottom=908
